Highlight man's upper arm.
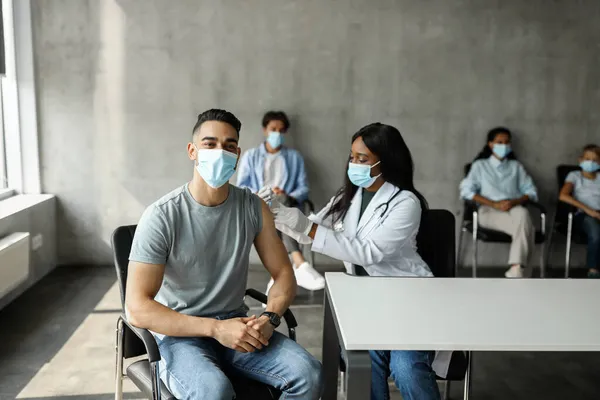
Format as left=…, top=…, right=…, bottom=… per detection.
left=126, top=205, right=170, bottom=311
left=126, top=261, right=165, bottom=309
left=254, top=200, right=293, bottom=278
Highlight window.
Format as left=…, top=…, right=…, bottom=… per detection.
left=0, top=0, right=40, bottom=197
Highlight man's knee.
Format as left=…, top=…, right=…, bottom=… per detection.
left=288, top=351, right=323, bottom=399
left=165, top=369, right=234, bottom=400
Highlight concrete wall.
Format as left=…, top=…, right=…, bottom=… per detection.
left=0, top=196, right=57, bottom=310
left=32, top=0, right=600, bottom=267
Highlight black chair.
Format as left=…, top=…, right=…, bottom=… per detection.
left=112, top=225, right=299, bottom=400
left=417, top=209, right=471, bottom=400
left=546, top=165, right=587, bottom=278
left=457, top=163, right=548, bottom=278
left=339, top=210, right=471, bottom=400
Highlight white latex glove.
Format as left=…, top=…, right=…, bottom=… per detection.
left=271, top=199, right=314, bottom=237
left=276, top=222, right=313, bottom=245
left=257, top=186, right=274, bottom=204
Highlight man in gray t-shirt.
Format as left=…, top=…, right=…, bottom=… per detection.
left=126, top=109, right=322, bottom=400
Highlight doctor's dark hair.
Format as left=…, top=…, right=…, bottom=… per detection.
left=473, top=126, right=517, bottom=162
left=262, top=111, right=290, bottom=132
left=325, top=123, right=428, bottom=223
left=193, top=109, right=242, bottom=137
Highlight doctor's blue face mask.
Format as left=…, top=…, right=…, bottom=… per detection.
left=194, top=145, right=238, bottom=188
left=347, top=161, right=381, bottom=188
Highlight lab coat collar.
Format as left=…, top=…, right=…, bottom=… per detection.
left=355, top=181, right=398, bottom=232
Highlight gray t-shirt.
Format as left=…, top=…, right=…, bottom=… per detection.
left=129, top=184, right=262, bottom=318
left=566, top=171, right=600, bottom=211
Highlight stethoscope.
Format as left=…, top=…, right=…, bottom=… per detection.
left=334, top=188, right=402, bottom=235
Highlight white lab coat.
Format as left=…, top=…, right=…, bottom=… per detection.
left=309, top=182, right=432, bottom=277
left=309, top=181, right=453, bottom=377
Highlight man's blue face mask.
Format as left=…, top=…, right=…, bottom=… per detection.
left=266, top=131, right=284, bottom=149
left=492, top=143, right=512, bottom=159
left=194, top=146, right=238, bottom=188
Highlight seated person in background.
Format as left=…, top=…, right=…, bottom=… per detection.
left=237, top=110, right=325, bottom=292
left=459, top=127, right=539, bottom=278
left=126, top=109, right=322, bottom=400
left=559, top=144, right=600, bottom=278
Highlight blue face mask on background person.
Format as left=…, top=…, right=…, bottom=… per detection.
left=195, top=147, right=238, bottom=188
left=492, top=143, right=511, bottom=159
left=266, top=131, right=284, bottom=149
left=580, top=160, right=600, bottom=173
left=347, top=161, right=381, bottom=188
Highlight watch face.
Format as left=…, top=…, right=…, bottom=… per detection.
left=264, top=312, right=281, bottom=327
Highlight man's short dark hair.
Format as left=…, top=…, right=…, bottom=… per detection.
left=262, top=111, right=290, bottom=131
left=193, top=109, right=242, bottom=137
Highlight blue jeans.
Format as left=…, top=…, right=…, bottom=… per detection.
left=155, top=310, right=322, bottom=400
left=369, top=350, right=441, bottom=400
left=575, top=213, right=600, bottom=269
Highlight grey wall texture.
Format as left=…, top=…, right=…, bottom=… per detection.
left=32, top=0, right=599, bottom=267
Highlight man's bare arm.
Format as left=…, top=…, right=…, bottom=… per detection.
left=254, top=200, right=297, bottom=316
left=125, top=261, right=217, bottom=337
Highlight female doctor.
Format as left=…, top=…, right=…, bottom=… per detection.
left=263, top=123, right=441, bottom=400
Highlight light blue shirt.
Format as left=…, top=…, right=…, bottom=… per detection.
left=236, top=144, right=309, bottom=203
left=565, top=171, right=600, bottom=211
left=459, top=157, right=538, bottom=202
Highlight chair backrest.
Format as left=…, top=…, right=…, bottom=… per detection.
left=462, top=163, right=476, bottom=223
left=417, top=209, right=456, bottom=278
left=111, top=225, right=149, bottom=359
left=111, top=225, right=137, bottom=309
left=555, top=164, right=581, bottom=226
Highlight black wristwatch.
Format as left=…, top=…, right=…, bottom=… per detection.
left=260, top=311, right=281, bottom=328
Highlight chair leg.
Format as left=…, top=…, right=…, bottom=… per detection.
left=566, top=213, right=573, bottom=278
left=463, top=351, right=472, bottom=400
left=115, top=318, right=124, bottom=400
left=150, top=360, right=162, bottom=400
left=443, top=380, right=451, bottom=400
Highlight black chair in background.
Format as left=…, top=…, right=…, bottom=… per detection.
left=457, top=163, right=548, bottom=278
left=112, top=225, right=299, bottom=400
left=546, top=165, right=587, bottom=278
left=417, top=209, right=471, bottom=400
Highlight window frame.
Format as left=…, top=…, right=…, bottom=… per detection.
left=1, top=0, right=41, bottom=199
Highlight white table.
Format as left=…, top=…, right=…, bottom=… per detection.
left=321, top=273, right=600, bottom=400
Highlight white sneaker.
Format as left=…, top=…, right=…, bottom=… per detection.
left=505, top=265, right=524, bottom=278
left=294, top=262, right=325, bottom=291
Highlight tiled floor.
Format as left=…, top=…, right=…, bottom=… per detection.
left=0, top=265, right=600, bottom=399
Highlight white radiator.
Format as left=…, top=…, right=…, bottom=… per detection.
left=0, top=232, right=30, bottom=299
